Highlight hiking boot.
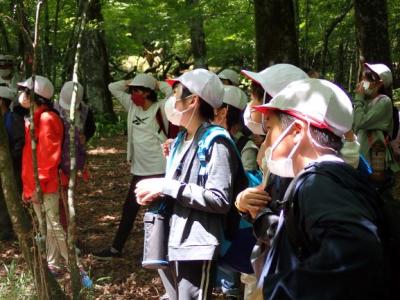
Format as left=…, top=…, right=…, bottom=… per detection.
left=93, top=247, right=122, bottom=260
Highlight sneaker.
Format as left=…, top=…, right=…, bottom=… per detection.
left=93, top=247, right=122, bottom=260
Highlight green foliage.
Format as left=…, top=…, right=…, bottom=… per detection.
left=0, top=261, right=36, bottom=300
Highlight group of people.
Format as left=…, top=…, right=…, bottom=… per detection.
left=93, top=62, right=398, bottom=299
left=0, top=54, right=95, bottom=280
left=1, top=50, right=398, bottom=299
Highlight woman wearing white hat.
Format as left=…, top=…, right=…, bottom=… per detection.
left=353, top=63, right=399, bottom=193
left=135, top=69, right=247, bottom=300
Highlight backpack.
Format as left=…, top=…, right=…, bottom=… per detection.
left=284, top=163, right=400, bottom=299
left=155, top=108, right=179, bottom=139
left=196, top=125, right=257, bottom=274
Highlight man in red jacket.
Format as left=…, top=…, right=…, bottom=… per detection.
left=19, top=75, right=67, bottom=275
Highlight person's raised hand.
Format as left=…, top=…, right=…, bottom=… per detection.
left=235, top=186, right=271, bottom=219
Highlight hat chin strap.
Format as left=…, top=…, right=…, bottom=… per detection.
left=305, top=120, right=337, bottom=155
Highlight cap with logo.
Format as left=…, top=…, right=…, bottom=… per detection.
left=241, top=64, right=309, bottom=98
left=364, top=63, right=393, bottom=88
left=0, top=86, right=16, bottom=101
left=218, top=69, right=240, bottom=86
left=17, top=75, right=54, bottom=100
left=166, top=69, right=224, bottom=108
left=255, top=78, right=353, bottom=137
left=222, top=86, right=248, bottom=110
left=59, top=81, right=84, bottom=110
left=128, top=73, right=157, bottom=90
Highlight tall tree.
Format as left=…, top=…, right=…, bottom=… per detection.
left=254, top=0, right=299, bottom=70
left=79, top=0, right=114, bottom=118
left=186, top=0, right=207, bottom=68
left=353, top=0, right=392, bottom=68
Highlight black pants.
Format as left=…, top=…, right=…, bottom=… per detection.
left=112, top=174, right=164, bottom=252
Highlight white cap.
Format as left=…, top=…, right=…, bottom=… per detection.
left=59, top=81, right=84, bottom=110
left=128, top=73, right=157, bottom=90
left=218, top=69, right=240, bottom=85
left=364, top=63, right=393, bottom=88
left=17, top=75, right=54, bottom=99
left=241, top=64, right=309, bottom=97
left=222, top=86, right=248, bottom=110
left=167, top=69, right=224, bottom=108
left=255, top=78, right=353, bottom=137
left=0, top=86, right=15, bottom=100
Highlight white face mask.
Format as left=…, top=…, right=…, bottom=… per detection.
left=362, top=80, right=375, bottom=96
left=165, top=95, right=194, bottom=127
left=18, top=91, right=31, bottom=109
left=243, top=104, right=265, bottom=135
left=266, top=122, right=300, bottom=178
left=0, top=69, right=11, bottom=77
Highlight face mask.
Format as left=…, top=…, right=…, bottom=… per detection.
left=362, top=80, right=375, bottom=97
left=165, top=96, right=194, bottom=127
left=131, top=92, right=145, bottom=107
left=0, top=69, right=11, bottom=77
left=18, top=91, right=31, bottom=109
left=266, top=122, right=300, bottom=178
left=244, top=104, right=265, bottom=135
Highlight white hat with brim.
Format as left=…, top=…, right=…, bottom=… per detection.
left=364, top=63, right=393, bottom=88
left=166, top=69, right=224, bottom=108
left=17, top=75, right=54, bottom=100
left=255, top=78, right=353, bottom=137
left=128, top=73, right=157, bottom=90
left=0, top=86, right=16, bottom=101
left=241, top=64, right=309, bottom=98
left=59, top=81, right=84, bottom=110
left=218, top=69, right=240, bottom=85
left=222, top=86, right=248, bottom=110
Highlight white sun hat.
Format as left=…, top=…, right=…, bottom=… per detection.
left=222, top=86, right=248, bottom=110
left=218, top=69, right=240, bottom=85
left=255, top=78, right=353, bottom=137
left=59, top=81, right=84, bottom=110
left=166, top=69, right=224, bottom=108
left=364, top=63, right=393, bottom=88
left=241, top=64, right=309, bottom=97
left=17, top=75, right=54, bottom=99
left=128, top=73, right=157, bottom=90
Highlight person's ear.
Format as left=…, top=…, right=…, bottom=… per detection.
left=291, top=120, right=305, bottom=144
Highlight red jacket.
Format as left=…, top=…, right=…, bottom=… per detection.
left=22, top=106, right=64, bottom=200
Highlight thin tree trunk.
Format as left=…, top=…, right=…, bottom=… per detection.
left=0, top=20, right=11, bottom=52
left=254, top=0, right=299, bottom=70
left=320, top=2, right=353, bottom=77
left=353, top=0, right=392, bottom=68
left=51, top=0, right=61, bottom=84
left=186, top=0, right=207, bottom=68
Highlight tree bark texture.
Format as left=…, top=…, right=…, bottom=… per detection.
left=80, top=0, right=114, bottom=118
left=353, top=0, right=391, bottom=68
left=254, top=0, right=299, bottom=71
left=187, top=0, right=207, bottom=69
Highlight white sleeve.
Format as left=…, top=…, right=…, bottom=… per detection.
left=158, top=81, right=173, bottom=132
left=340, top=140, right=360, bottom=168
left=108, top=80, right=131, bottom=112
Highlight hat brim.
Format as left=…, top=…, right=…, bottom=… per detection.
left=241, top=70, right=263, bottom=86
left=166, top=79, right=179, bottom=87
left=254, top=104, right=330, bottom=131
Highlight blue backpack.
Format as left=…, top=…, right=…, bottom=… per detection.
left=195, top=125, right=259, bottom=274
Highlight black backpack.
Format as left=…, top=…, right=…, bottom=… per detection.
left=284, top=163, right=400, bottom=299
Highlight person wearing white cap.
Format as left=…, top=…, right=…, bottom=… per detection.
left=94, top=73, right=173, bottom=259
left=0, top=55, right=19, bottom=90
left=18, top=75, right=69, bottom=276
left=54, top=81, right=96, bottom=232
left=218, top=68, right=240, bottom=86
left=251, top=78, right=383, bottom=299
left=353, top=63, right=399, bottom=191
left=135, top=69, right=247, bottom=300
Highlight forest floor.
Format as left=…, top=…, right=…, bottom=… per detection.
left=1, top=132, right=400, bottom=299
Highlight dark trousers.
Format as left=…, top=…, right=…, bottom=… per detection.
left=112, top=174, right=164, bottom=252
left=0, top=182, right=13, bottom=240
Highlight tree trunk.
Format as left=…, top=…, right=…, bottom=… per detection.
left=353, top=0, right=391, bottom=68
left=79, top=0, right=114, bottom=119
left=320, top=2, right=353, bottom=77
left=51, top=0, right=61, bottom=84
left=0, top=20, right=11, bottom=53
left=334, top=42, right=345, bottom=85
left=186, top=0, right=207, bottom=69
left=0, top=113, right=66, bottom=300
left=254, top=0, right=299, bottom=71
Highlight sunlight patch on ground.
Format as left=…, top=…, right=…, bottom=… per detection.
left=88, top=147, right=126, bottom=155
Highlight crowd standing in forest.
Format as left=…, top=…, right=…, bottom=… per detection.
left=1, top=48, right=399, bottom=299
